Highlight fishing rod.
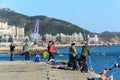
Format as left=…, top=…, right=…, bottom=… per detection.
left=103, top=56, right=120, bottom=71
left=88, top=47, right=120, bottom=73
left=88, top=55, right=94, bottom=72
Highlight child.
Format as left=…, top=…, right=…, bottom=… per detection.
left=41, top=50, right=48, bottom=61
left=34, top=49, right=42, bottom=62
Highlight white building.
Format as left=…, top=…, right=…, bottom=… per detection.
left=88, top=34, right=99, bottom=44
left=0, top=21, right=24, bottom=37
left=43, top=33, right=84, bottom=44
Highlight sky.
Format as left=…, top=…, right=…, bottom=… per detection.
left=0, top=0, right=120, bottom=33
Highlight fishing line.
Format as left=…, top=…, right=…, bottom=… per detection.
left=88, top=55, right=94, bottom=71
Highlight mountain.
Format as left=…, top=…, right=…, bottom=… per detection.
left=0, top=8, right=93, bottom=36
left=1, top=8, right=120, bottom=43
left=99, top=31, right=120, bottom=42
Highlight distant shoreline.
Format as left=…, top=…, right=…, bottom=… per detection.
left=56, top=43, right=105, bottom=47
left=0, top=43, right=117, bottom=54
left=0, top=43, right=107, bottom=53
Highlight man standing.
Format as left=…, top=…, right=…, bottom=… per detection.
left=80, top=43, right=90, bottom=62
left=24, top=43, right=30, bottom=60
left=69, top=43, right=78, bottom=70
left=48, top=41, right=57, bottom=61
left=79, top=43, right=90, bottom=72
left=69, top=43, right=77, bottom=62
left=9, top=41, right=15, bottom=61
left=47, top=41, right=52, bottom=61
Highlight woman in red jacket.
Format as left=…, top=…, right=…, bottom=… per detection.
left=48, top=41, right=57, bottom=61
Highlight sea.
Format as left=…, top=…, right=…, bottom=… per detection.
left=0, top=45, right=120, bottom=80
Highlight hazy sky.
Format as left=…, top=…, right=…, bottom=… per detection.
left=0, top=0, right=120, bottom=33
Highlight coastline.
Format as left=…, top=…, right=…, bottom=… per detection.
left=0, top=43, right=112, bottom=54
left=0, top=44, right=104, bottom=50
left=56, top=43, right=105, bottom=47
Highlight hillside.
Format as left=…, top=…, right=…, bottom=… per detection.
left=1, top=8, right=120, bottom=43
left=99, top=31, right=120, bottom=43
left=0, top=8, right=93, bottom=36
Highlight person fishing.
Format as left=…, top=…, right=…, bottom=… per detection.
left=24, top=42, right=30, bottom=60
left=79, top=42, right=90, bottom=72
left=48, top=41, right=57, bottom=61
left=47, top=41, right=52, bottom=61
left=80, top=43, right=90, bottom=62
left=9, top=41, right=15, bottom=61
left=69, top=43, right=78, bottom=70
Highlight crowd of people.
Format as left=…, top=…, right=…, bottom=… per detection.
left=9, top=40, right=113, bottom=80
left=9, top=40, right=58, bottom=62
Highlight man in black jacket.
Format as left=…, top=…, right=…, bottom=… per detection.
left=9, top=41, right=15, bottom=61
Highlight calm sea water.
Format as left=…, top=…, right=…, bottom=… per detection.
left=0, top=45, right=120, bottom=80
left=58, top=45, right=120, bottom=80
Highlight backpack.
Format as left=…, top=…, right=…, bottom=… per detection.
left=68, top=61, right=73, bottom=67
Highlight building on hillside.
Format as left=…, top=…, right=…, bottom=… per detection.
left=0, top=21, right=24, bottom=37
left=43, top=33, right=84, bottom=44
left=87, top=34, right=99, bottom=44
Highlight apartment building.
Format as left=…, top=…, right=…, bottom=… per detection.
left=0, top=21, right=24, bottom=37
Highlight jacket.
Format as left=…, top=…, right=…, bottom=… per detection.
left=69, top=46, right=77, bottom=54
left=25, top=45, right=30, bottom=52
left=81, top=45, right=90, bottom=56
left=49, top=44, right=57, bottom=53
left=10, top=44, right=15, bottom=52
